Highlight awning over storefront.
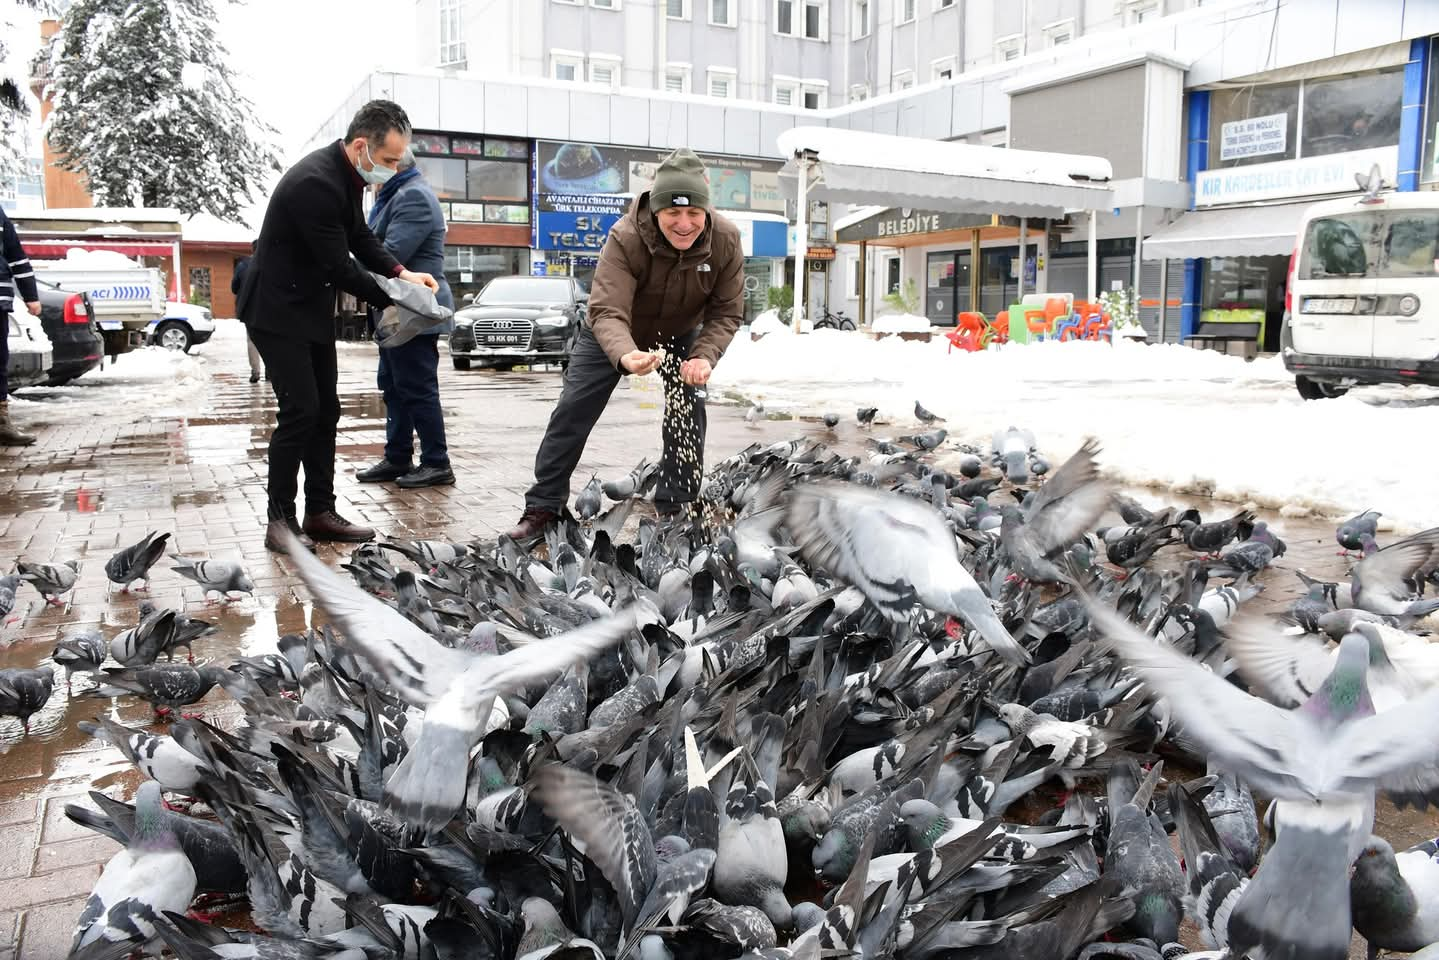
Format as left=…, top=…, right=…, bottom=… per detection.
left=1141, top=200, right=1314, bottom=260
left=776, top=126, right=1114, bottom=219
left=23, top=239, right=178, bottom=259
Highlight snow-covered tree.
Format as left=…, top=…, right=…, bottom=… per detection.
left=0, top=0, right=53, bottom=181
left=45, top=0, right=280, bottom=218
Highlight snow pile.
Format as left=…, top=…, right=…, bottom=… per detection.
left=12, top=346, right=213, bottom=422
left=871, top=313, right=932, bottom=334
left=35, top=248, right=146, bottom=270
left=748, top=309, right=813, bottom=336
left=710, top=334, right=1439, bottom=531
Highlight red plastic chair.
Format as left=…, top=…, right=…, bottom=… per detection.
left=947, top=311, right=987, bottom=352
left=990, top=312, right=1011, bottom=345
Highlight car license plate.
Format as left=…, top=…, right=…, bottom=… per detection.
left=482, top=334, right=526, bottom=346
left=1303, top=298, right=1356, bottom=314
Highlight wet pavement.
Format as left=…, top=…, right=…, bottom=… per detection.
left=0, top=320, right=1430, bottom=959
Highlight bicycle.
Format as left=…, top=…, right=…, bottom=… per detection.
left=813, top=307, right=857, bottom=331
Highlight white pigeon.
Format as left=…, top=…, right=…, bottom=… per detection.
left=70, top=780, right=197, bottom=956
left=81, top=717, right=210, bottom=792
left=782, top=481, right=1029, bottom=665
left=281, top=530, right=638, bottom=830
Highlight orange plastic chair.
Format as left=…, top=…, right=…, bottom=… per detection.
left=1024, top=308, right=1050, bottom=341
left=990, top=312, right=1011, bottom=345
left=946, top=327, right=980, bottom=353
left=1082, top=311, right=1113, bottom=340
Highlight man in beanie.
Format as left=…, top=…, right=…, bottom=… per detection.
left=506, top=147, right=744, bottom=540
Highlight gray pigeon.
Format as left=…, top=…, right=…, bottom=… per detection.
left=822, top=412, right=840, bottom=429
left=53, top=628, right=107, bottom=690
left=1088, top=598, right=1439, bottom=960
left=991, top=426, right=1035, bottom=484
left=1169, top=782, right=1245, bottom=951
left=69, top=781, right=197, bottom=957
left=92, top=663, right=233, bottom=716
left=855, top=407, right=877, bottom=426
left=901, top=428, right=948, bottom=451
left=576, top=474, right=603, bottom=521
left=1350, top=526, right=1439, bottom=618
left=79, top=717, right=210, bottom=791
left=0, top=572, right=17, bottom=623
left=1205, top=522, right=1282, bottom=579
left=516, top=897, right=604, bottom=959
left=169, top=554, right=255, bottom=600
left=913, top=400, right=944, bottom=424
left=782, top=481, right=1030, bottom=665
left=1350, top=834, right=1439, bottom=955
left=746, top=402, right=765, bottom=424
left=999, top=437, right=1109, bottom=584
left=105, top=530, right=171, bottom=592
left=1336, top=508, right=1381, bottom=554
left=281, top=529, right=638, bottom=829
left=109, top=607, right=178, bottom=668
left=17, top=559, right=79, bottom=605
left=0, top=666, right=54, bottom=734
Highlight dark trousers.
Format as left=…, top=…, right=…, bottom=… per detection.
left=0, top=309, right=9, bottom=401
left=377, top=333, right=448, bottom=468
left=526, top=326, right=707, bottom=511
left=250, top=329, right=340, bottom=521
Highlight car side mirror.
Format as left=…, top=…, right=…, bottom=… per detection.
left=463, top=293, right=476, bottom=304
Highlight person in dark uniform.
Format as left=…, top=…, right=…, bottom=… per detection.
left=238, top=99, right=438, bottom=552
left=0, top=207, right=40, bottom=447
left=506, top=148, right=744, bottom=540
left=230, top=240, right=264, bottom=383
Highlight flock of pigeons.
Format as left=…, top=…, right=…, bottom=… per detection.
left=7, top=406, right=1439, bottom=960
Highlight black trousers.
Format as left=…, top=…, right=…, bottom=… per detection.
left=526, top=326, right=707, bottom=511
left=377, top=333, right=448, bottom=468
left=249, top=329, right=340, bottom=521
left=0, top=309, right=9, bottom=401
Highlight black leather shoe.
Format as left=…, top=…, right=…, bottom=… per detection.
left=265, top=516, right=315, bottom=553
left=396, top=464, right=455, bottom=489
left=505, top=507, right=557, bottom=541
left=302, top=510, right=376, bottom=543
left=249, top=372, right=260, bottom=383
left=356, top=459, right=412, bottom=483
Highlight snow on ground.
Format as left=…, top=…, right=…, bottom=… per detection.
left=749, top=309, right=813, bottom=336
left=709, top=332, right=1439, bottom=532
left=871, top=313, right=933, bottom=334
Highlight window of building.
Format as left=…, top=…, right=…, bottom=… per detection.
left=897, top=0, right=915, bottom=24
left=551, top=51, right=584, bottom=81
left=885, top=255, right=901, bottom=295
left=774, top=79, right=799, bottom=106
left=853, top=0, right=870, bottom=38
left=808, top=200, right=829, bottom=241
left=591, top=0, right=619, bottom=8
left=552, top=0, right=581, bottom=4
left=845, top=255, right=862, bottom=298
left=708, top=69, right=735, bottom=98
left=188, top=267, right=211, bottom=306
left=1045, top=19, right=1074, bottom=46
left=589, top=56, right=621, bottom=87
left=777, top=0, right=825, bottom=38
left=935, top=0, right=955, bottom=8
left=893, top=70, right=914, bottom=91
left=802, top=82, right=826, bottom=109
left=439, top=0, right=466, bottom=67
left=776, top=0, right=793, bottom=33
left=665, top=0, right=688, bottom=17
left=995, top=34, right=1021, bottom=61
left=1128, top=1, right=1157, bottom=23
left=931, top=56, right=955, bottom=81
left=664, top=64, right=691, bottom=93
left=443, top=246, right=529, bottom=301
left=1208, top=81, right=1299, bottom=168
left=709, top=0, right=734, bottom=26
left=849, top=83, right=869, bottom=102
left=803, top=0, right=823, bottom=38
left=1426, top=36, right=1439, bottom=183
left=411, top=134, right=531, bottom=224
left=1300, top=67, right=1403, bottom=159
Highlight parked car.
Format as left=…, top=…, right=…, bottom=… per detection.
left=146, top=301, right=215, bottom=353
left=6, top=312, right=53, bottom=390
left=449, top=276, right=588, bottom=371
left=1282, top=189, right=1439, bottom=399
left=36, top=282, right=103, bottom=386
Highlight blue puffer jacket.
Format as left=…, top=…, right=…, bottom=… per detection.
left=369, top=170, right=454, bottom=335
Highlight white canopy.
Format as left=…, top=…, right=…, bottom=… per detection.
left=1142, top=200, right=1314, bottom=260
left=776, top=126, right=1114, bottom=219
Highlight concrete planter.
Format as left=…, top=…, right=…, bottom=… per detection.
left=873, top=330, right=933, bottom=343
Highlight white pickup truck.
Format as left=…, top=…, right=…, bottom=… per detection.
left=30, top=253, right=165, bottom=359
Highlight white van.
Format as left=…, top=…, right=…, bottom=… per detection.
left=1282, top=191, right=1439, bottom=399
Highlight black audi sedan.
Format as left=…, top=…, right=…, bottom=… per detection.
left=449, top=275, right=587, bottom=372
left=37, top=283, right=103, bottom=386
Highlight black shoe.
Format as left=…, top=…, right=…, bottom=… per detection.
left=265, top=516, right=315, bottom=553
left=249, top=372, right=261, bottom=383
left=396, top=464, right=456, bottom=489
left=356, top=459, right=412, bottom=483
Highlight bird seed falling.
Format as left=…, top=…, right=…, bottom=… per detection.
left=653, top=336, right=704, bottom=511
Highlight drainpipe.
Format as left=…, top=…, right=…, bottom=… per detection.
left=794, top=155, right=809, bottom=332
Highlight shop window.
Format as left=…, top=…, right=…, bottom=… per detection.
left=1208, top=82, right=1299, bottom=168
left=188, top=267, right=211, bottom=306
left=466, top=160, right=528, bottom=203
left=416, top=157, right=468, bottom=200
left=1300, top=68, right=1403, bottom=159
left=1426, top=36, right=1439, bottom=183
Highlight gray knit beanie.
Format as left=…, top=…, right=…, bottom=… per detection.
left=650, top=148, right=710, bottom=210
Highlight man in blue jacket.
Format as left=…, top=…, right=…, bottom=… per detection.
left=356, top=151, right=455, bottom=488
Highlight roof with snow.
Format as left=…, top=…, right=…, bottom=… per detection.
left=181, top=213, right=257, bottom=244
left=23, top=207, right=184, bottom=224
left=776, top=126, right=1114, bottom=219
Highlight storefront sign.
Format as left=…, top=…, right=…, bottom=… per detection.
left=1219, top=113, right=1287, bottom=162
left=1194, top=146, right=1398, bottom=207
left=536, top=211, right=625, bottom=250
left=836, top=208, right=992, bottom=244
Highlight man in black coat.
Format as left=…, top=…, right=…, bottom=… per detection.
left=239, top=100, right=438, bottom=552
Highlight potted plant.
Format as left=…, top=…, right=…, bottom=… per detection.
left=1098, top=287, right=1146, bottom=340
left=876, top=279, right=931, bottom=342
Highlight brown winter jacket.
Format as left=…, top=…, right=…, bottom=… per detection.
left=586, top=192, right=745, bottom=369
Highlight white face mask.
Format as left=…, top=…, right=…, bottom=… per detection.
left=355, top=143, right=396, bottom=186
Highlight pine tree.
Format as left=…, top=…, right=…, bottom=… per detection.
left=45, top=0, right=280, bottom=218
left=0, top=0, right=53, bottom=181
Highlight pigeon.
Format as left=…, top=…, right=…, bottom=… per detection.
left=1337, top=509, right=1382, bottom=554
left=822, top=412, right=840, bottom=429
left=1087, top=597, right=1439, bottom=960
left=109, top=607, right=178, bottom=668
left=1350, top=834, right=1439, bottom=955
left=855, top=406, right=878, bottom=426
left=1179, top=509, right=1254, bottom=556
left=913, top=400, right=944, bottom=424
left=0, top=666, right=54, bottom=733
left=69, top=781, right=197, bottom=957
left=991, top=426, right=1035, bottom=484
left=0, top=572, right=18, bottom=623
left=17, top=559, right=79, bottom=605
left=576, top=475, right=604, bottom=521
left=92, top=663, right=233, bottom=717
left=782, top=481, right=1030, bottom=665
left=603, top=459, right=657, bottom=501
left=901, top=428, right=948, bottom=452
left=1169, top=782, right=1245, bottom=950
left=78, top=717, right=211, bottom=791
left=105, top=531, right=172, bottom=592
left=517, top=896, right=605, bottom=959
left=747, top=402, right=766, bottom=424
left=956, top=453, right=982, bottom=479
left=999, top=438, right=1110, bottom=585
left=169, top=554, right=255, bottom=600
left=280, top=529, right=639, bottom=829
left=1204, top=522, right=1282, bottom=580
left=53, top=628, right=107, bottom=690
left=1350, top=527, right=1439, bottom=618
left=1103, top=762, right=1183, bottom=945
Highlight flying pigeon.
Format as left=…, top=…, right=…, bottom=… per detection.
left=280, top=529, right=638, bottom=829
left=105, top=530, right=171, bottom=592
left=0, top=666, right=54, bottom=734
left=169, top=554, right=255, bottom=601
left=782, top=481, right=1030, bottom=664
left=999, top=438, right=1110, bottom=585
left=1349, top=526, right=1439, bottom=618
left=17, top=559, right=79, bottom=606
left=69, top=781, right=197, bottom=957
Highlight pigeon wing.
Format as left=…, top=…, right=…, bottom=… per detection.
left=1356, top=530, right=1439, bottom=596
left=1223, top=620, right=1334, bottom=708
left=1324, top=685, right=1439, bottom=800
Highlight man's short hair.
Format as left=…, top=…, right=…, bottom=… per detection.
left=397, top=149, right=417, bottom=172
left=345, top=100, right=412, bottom=146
